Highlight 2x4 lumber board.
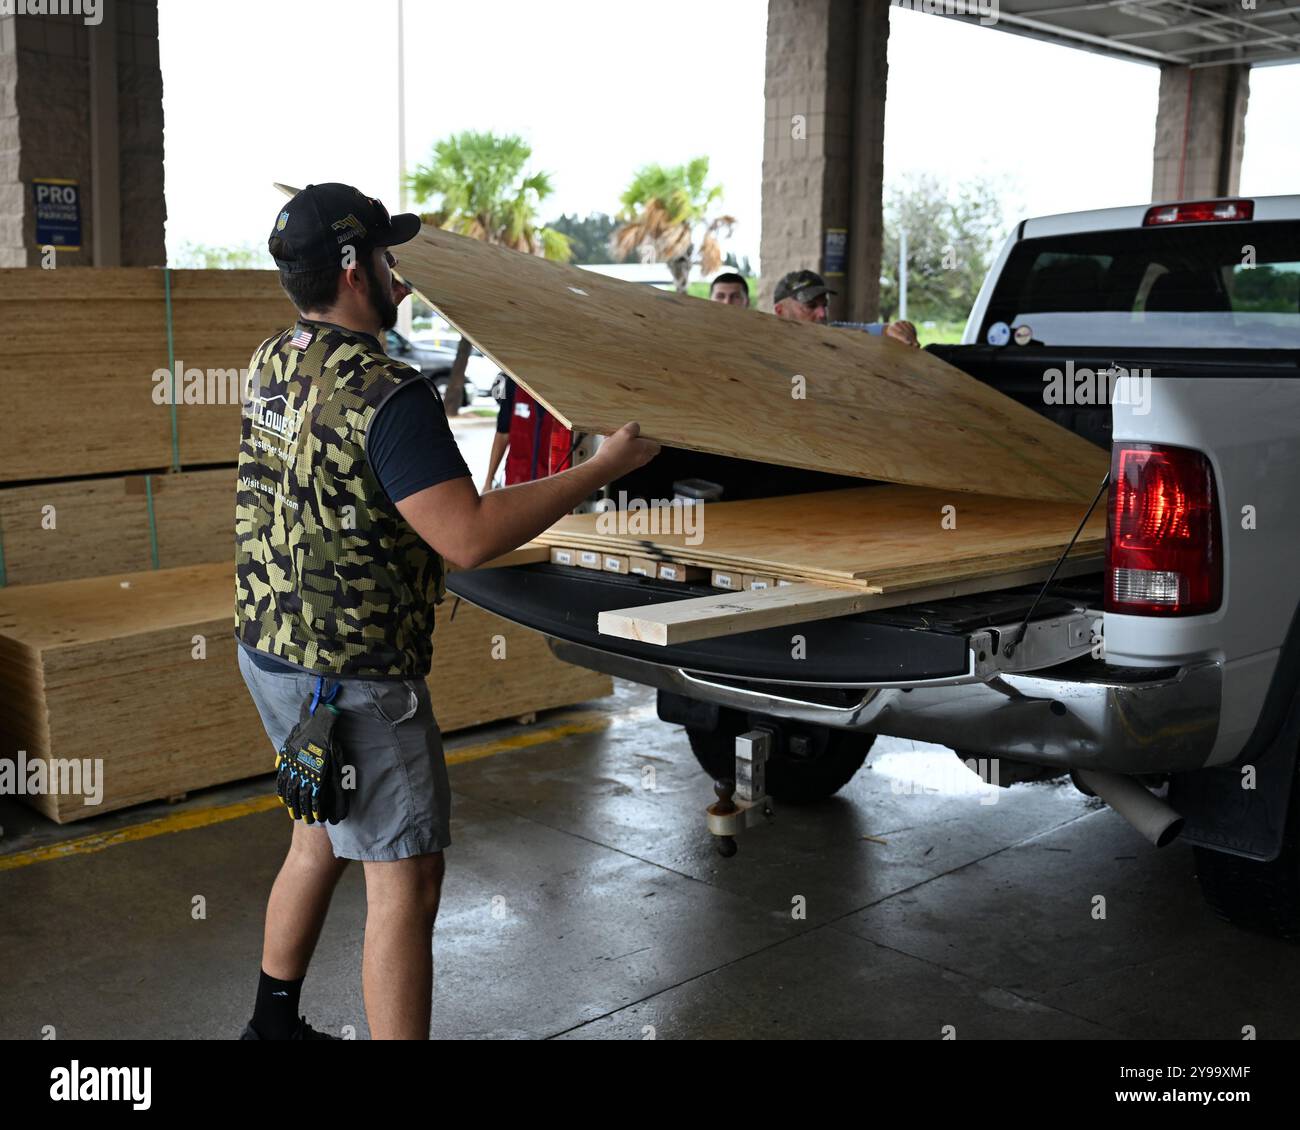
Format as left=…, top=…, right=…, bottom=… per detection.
left=599, top=554, right=1104, bottom=647
left=388, top=223, right=1108, bottom=503
left=599, top=582, right=875, bottom=646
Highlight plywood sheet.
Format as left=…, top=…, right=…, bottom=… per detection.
left=538, top=485, right=1104, bottom=591
left=1, top=268, right=294, bottom=481
left=0, top=468, right=235, bottom=585
left=392, top=225, right=1108, bottom=503
left=0, top=563, right=610, bottom=822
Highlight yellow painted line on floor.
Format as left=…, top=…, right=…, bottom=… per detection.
left=445, top=711, right=632, bottom=766
left=0, top=704, right=650, bottom=873
left=0, top=794, right=283, bottom=873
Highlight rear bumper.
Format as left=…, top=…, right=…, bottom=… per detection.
left=548, top=638, right=1222, bottom=775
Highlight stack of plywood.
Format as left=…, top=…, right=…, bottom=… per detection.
left=0, top=563, right=610, bottom=823
left=537, top=486, right=1105, bottom=593
left=1, top=268, right=294, bottom=482
left=0, top=266, right=612, bottom=824
left=0, top=468, right=235, bottom=585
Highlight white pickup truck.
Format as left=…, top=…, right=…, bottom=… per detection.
left=449, top=193, right=1300, bottom=938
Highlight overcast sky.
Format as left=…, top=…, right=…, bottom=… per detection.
left=159, top=0, right=1299, bottom=270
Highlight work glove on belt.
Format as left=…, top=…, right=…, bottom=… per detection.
left=275, top=678, right=349, bottom=825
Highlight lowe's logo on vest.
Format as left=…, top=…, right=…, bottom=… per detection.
left=50, top=1062, right=151, bottom=1111
left=247, top=391, right=305, bottom=448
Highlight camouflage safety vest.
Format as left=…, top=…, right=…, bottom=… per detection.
left=234, top=320, right=446, bottom=678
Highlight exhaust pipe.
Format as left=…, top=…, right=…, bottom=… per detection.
left=1072, top=769, right=1184, bottom=848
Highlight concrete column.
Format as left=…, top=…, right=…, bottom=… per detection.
left=760, top=0, right=889, bottom=323
left=0, top=0, right=164, bottom=268
left=1151, top=63, right=1250, bottom=203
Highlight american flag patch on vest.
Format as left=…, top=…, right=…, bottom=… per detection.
left=289, top=327, right=313, bottom=351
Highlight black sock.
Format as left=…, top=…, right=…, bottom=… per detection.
left=252, top=970, right=305, bottom=1040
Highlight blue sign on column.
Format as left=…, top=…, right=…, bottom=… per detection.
left=823, top=227, right=847, bottom=276
left=33, top=179, right=82, bottom=251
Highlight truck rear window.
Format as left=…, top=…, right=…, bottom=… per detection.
left=982, top=220, right=1300, bottom=349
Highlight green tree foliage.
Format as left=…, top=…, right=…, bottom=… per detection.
left=879, top=173, right=1016, bottom=323
left=546, top=212, right=627, bottom=265
left=406, top=130, right=572, bottom=412
left=407, top=130, right=571, bottom=260
left=612, top=157, right=735, bottom=292
left=172, top=242, right=273, bottom=269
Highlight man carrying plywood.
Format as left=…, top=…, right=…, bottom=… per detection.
left=234, top=183, right=658, bottom=1040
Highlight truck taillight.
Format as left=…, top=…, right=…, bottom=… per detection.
left=1106, top=445, right=1222, bottom=616
left=1143, top=199, right=1253, bottom=226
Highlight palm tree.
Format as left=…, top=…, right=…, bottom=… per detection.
left=407, top=131, right=572, bottom=413
left=611, top=158, right=735, bottom=293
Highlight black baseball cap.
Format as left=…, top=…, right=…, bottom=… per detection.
left=774, top=269, right=836, bottom=304
left=269, top=183, right=420, bottom=274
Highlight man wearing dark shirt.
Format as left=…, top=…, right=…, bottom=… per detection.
left=235, top=183, right=658, bottom=1041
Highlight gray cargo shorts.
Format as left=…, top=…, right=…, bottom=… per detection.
left=238, top=647, right=452, bottom=861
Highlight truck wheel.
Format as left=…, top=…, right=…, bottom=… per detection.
left=686, top=723, right=873, bottom=804
left=1194, top=814, right=1300, bottom=941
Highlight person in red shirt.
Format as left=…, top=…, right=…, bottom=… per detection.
left=482, top=375, right=574, bottom=490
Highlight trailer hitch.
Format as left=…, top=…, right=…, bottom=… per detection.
left=706, top=730, right=775, bottom=857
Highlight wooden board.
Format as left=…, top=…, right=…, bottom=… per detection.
left=0, top=563, right=610, bottom=822
left=390, top=223, right=1108, bottom=503
left=599, top=582, right=874, bottom=646
left=0, top=468, right=235, bottom=585
left=1, top=268, right=295, bottom=482
left=599, top=556, right=1103, bottom=646
left=538, top=485, right=1104, bottom=592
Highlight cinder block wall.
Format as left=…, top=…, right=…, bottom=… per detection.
left=0, top=0, right=164, bottom=267
left=759, top=0, right=887, bottom=323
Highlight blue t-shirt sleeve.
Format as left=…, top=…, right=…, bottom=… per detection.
left=366, top=379, right=472, bottom=504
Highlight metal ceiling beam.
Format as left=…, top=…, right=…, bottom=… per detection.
left=936, top=9, right=1181, bottom=61
left=1114, top=5, right=1300, bottom=40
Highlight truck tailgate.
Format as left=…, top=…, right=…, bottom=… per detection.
left=447, top=563, right=1101, bottom=688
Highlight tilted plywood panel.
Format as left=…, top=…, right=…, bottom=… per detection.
left=393, top=225, right=1108, bottom=503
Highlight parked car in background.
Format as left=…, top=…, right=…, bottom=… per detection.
left=383, top=329, right=473, bottom=407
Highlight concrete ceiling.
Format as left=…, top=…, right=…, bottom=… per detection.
left=932, top=0, right=1300, bottom=67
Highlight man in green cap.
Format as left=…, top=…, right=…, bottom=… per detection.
left=773, top=268, right=919, bottom=346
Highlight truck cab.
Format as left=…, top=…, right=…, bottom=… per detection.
left=449, top=194, right=1300, bottom=937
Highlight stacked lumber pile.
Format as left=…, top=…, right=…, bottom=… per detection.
left=0, top=267, right=611, bottom=824
left=539, top=486, right=1105, bottom=592
left=535, top=486, right=1105, bottom=645
left=0, top=468, right=235, bottom=585
left=0, top=564, right=609, bottom=823
left=2, top=268, right=294, bottom=481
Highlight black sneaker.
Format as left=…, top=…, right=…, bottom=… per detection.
left=240, top=1016, right=341, bottom=1040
